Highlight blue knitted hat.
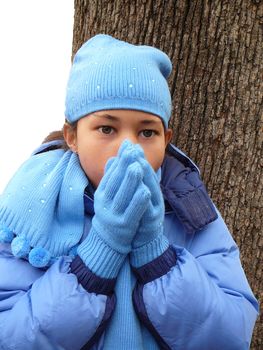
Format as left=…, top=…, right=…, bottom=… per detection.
left=65, top=34, right=172, bottom=128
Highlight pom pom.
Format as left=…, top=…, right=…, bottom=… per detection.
left=11, top=236, right=31, bottom=258
left=29, top=247, right=51, bottom=268
left=0, top=225, right=15, bottom=243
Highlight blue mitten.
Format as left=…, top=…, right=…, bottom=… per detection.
left=131, top=157, right=169, bottom=267
left=78, top=140, right=151, bottom=278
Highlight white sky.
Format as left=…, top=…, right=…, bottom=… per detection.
left=0, top=1, right=74, bottom=192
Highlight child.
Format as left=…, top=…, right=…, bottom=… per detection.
left=0, top=34, right=258, bottom=350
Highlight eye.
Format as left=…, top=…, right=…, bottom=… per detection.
left=141, top=129, right=157, bottom=138
left=98, top=126, right=115, bottom=135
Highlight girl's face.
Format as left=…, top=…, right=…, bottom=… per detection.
left=64, top=110, right=172, bottom=188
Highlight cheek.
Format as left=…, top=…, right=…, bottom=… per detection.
left=78, top=149, right=118, bottom=188
left=78, top=152, right=105, bottom=188
left=144, top=147, right=165, bottom=171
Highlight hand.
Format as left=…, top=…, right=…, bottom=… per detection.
left=91, top=140, right=151, bottom=254
left=132, top=157, right=165, bottom=249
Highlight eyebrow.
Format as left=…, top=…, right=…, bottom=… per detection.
left=92, top=113, right=162, bottom=125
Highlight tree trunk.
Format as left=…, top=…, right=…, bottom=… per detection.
left=72, top=0, right=263, bottom=348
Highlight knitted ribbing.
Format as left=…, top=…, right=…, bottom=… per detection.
left=130, top=235, right=169, bottom=268
left=102, top=258, right=161, bottom=349
left=105, top=259, right=141, bottom=348
left=77, top=227, right=126, bottom=278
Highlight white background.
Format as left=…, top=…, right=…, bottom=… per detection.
left=0, top=1, right=74, bottom=191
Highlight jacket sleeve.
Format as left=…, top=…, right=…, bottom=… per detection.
left=132, top=211, right=259, bottom=350
left=0, top=243, right=116, bottom=350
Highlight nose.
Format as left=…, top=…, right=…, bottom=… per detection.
left=118, top=133, right=138, bottom=147
left=113, top=134, right=139, bottom=157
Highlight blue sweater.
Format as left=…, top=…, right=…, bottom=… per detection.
left=0, top=144, right=258, bottom=349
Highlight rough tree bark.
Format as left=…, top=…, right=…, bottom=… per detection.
left=72, top=0, right=262, bottom=348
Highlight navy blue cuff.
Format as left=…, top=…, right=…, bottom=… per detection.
left=132, top=246, right=177, bottom=284
left=70, top=255, right=116, bottom=296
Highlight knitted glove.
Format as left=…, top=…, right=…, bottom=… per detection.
left=78, top=140, right=151, bottom=278
left=131, top=157, right=169, bottom=267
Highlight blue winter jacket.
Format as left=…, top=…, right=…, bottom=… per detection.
left=0, top=143, right=258, bottom=349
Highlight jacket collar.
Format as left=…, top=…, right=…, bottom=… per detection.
left=160, top=146, right=218, bottom=233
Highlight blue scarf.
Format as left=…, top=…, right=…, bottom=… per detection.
left=0, top=143, right=88, bottom=267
